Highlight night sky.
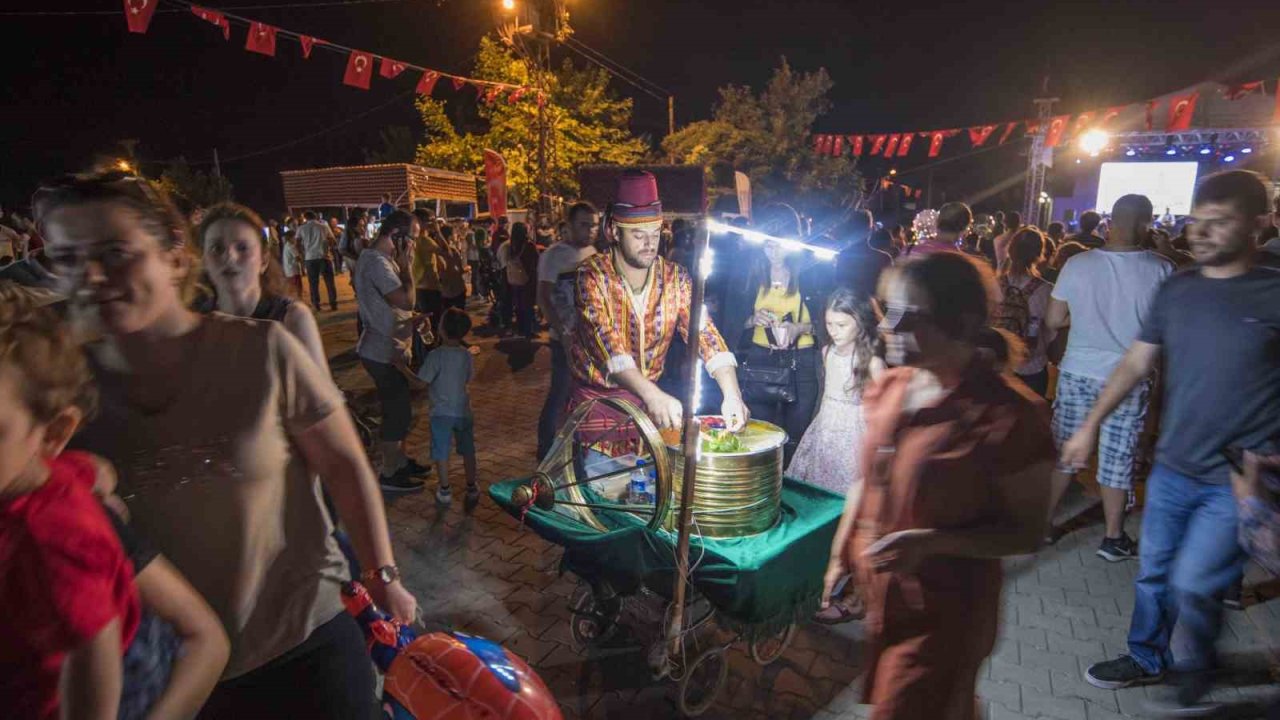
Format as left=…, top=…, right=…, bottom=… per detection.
left=4, top=0, right=1280, bottom=215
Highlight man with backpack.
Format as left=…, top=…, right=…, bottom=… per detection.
left=1043, top=194, right=1174, bottom=559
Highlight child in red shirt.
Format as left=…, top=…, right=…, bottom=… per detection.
left=0, top=287, right=137, bottom=718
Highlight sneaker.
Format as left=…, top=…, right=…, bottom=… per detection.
left=1097, top=533, right=1138, bottom=562
left=379, top=465, right=425, bottom=493
left=404, top=460, right=433, bottom=478
left=1085, top=655, right=1165, bottom=690
left=435, top=485, right=453, bottom=507
left=464, top=484, right=481, bottom=511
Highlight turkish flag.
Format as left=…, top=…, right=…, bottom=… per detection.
left=452, top=77, right=466, bottom=91
left=343, top=50, right=374, bottom=90
left=1044, top=115, right=1070, bottom=148
left=123, top=0, right=157, bottom=34
left=245, top=22, right=277, bottom=57
left=1166, top=92, right=1198, bottom=131
left=191, top=6, right=229, bottom=40
left=508, top=88, right=526, bottom=104
left=883, top=134, right=901, bottom=157
left=997, top=122, right=1019, bottom=145
left=1071, top=112, right=1096, bottom=138
left=868, top=135, right=888, bottom=156
left=926, top=131, right=948, bottom=158
left=832, top=135, right=845, bottom=156
left=300, top=36, right=324, bottom=60
left=896, top=133, right=914, bottom=157
left=1223, top=81, right=1264, bottom=101
left=379, top=57, right=408, bottom=80
left=1025, top=119, right=1043, bottom=136
left=849, top=135, right=864, bottom=156
left=1098, top=107, right=1124, bottom=127
left=416, top=71, right=440, bottom=96
left=968, top=125, right=998, bottom=147
left=813, top=135, right=825, bottom=154
left=482, top=86, right=502, bottom=104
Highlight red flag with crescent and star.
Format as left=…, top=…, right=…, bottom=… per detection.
left=896, top=133, right=914, bottom=157
left=343, top=50, right=374, bottom=90
left=848, top=135, right=864, bottom=156
left=926, top=130, right=958, bottom=158
left=883, top=134, right=901, bottom=157
left=1044, top=115, right=1070, bottom=148
left=299, top=36, right=325, bottom=59
left=1166, top=92, right=1199, bottom=131
left=1071, top=112, right=1096, bottom=138
left=191, top=6, right=230, bottom=40
left=997, top=122, right=1019, bottom=145
left=1223, top=81, right=1264, bottom=101
left=245, top=22, right=278, bottom=57
left=968, top=125, right=998, bottom=148
left=508, top=88, right=527, bottom=104
left=416, top=71, right=440, bottom=96
left=832, top=135, right=845, bottom=156
left=483, top=150, right=508, bottom=219
left=1098, top=107, right=1124, bottom=127
left=452, top=77, right=467, bottom=91
left=379, top=58, right=408, bottom=80
left=123, top=0, right=157, bottom=34
left=868, top=135, right=888, bottom=156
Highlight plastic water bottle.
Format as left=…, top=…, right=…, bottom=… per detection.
left=630, top=459, right=649, bottom=504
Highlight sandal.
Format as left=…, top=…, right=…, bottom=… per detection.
left=813, top=595, right=865, bottom=625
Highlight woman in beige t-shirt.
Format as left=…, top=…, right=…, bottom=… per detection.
left=37, top=172, right=417, bottom=718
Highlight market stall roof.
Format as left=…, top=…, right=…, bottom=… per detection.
left=280, top=163, right=478, bottom=209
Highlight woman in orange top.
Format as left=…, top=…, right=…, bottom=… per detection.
left=822, top=253, right=1055, bottom=719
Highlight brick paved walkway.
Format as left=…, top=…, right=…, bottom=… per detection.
left=317, top=277, right=1280, bottom=719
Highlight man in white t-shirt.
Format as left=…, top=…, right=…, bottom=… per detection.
left=1044, top=194, right=1174, bottom=560
left=535, top=201, right=598, bottom=460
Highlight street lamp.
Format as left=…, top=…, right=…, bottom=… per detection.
left=501, top=0, right=515, bottom=10
left=115, top=159, right=134, bottom=173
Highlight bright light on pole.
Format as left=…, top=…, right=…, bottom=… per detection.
left=501, top=0, right=515, bottom=9
left=705, top=219, right=838, bottom=261
left=1078, top=129, right=1109, bottom=157
left=115, top=159, right=133, bottom=173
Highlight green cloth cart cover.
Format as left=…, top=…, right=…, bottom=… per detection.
left=489, top=477, right=845, bottom=631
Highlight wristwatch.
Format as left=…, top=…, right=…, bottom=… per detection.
left=361, top=564, right=401, bottom=586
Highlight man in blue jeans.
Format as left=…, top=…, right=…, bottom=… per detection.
left=1062, top=170, right=1280, bottom=715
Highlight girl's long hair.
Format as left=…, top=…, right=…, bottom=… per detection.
left=194, top=202, right=288, bottom=309
left=825, top=287, right=880, bottom=395
left=1001, top=227, right=1047, bottom=280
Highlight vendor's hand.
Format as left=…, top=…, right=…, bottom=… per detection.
left=643, top=389, right=684, bottom=429
left=820, top=555, right=847, bottom=609
left=1059, top=424, right=1097, bottom=471
left=721, top=395, right=750, bottom=432
left=370, top=580, right=419, bottom=626
left=862, top=528, right=938, bottom=574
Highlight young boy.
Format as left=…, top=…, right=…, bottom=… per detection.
left=0, top=285, right=228, bottom=719
left=417, top=307, right=479, bottom=508
left=0, top=285, right=140, bottom=718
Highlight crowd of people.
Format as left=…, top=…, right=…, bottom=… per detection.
left=1, top=161, right=1279, bottom=720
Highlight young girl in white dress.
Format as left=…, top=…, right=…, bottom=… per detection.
left=787, top=289, right=884, bottom=624
left=788, top=288, right=884, bottom=495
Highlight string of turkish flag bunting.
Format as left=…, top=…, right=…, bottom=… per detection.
left=813, top=80, right=1280, bottom=160
left=122, top=0, right=543, bottom=105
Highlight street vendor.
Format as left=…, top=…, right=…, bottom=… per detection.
left=571, top=169, right=749, bottom=432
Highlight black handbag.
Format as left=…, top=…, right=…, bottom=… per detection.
left=738, top=350, right=797, bottom=404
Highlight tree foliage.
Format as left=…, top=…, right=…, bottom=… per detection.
left=415, top=36, right=646, bottom=206
left=364, top=126, right=418, bottom=165
left=662, top=59, right=859, bottom=214
left=154, top=157, right=233, bottom=211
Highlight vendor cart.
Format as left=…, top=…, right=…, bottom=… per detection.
left=489, top=396, right=845, bottom=716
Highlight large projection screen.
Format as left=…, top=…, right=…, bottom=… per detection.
left=1096, top=162, right=1198, bottom=216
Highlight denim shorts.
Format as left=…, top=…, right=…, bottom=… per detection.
left=430, top=415, right=475, bottom=461
left=1051, top=369, right=1151, bottom=490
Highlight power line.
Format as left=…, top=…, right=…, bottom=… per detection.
left=0, top=0, right=414, bottom=16
left=560, top=41, right=666, bottom=102
left=189, top=88, right=416, bottom=165
left=562, top=36, right=670, bottom=97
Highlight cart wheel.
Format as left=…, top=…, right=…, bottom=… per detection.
left=748, top=623, right=796, bottom=666
left=677, top=647, right=728, bottom=717
left=569, top=585, right=619, bottom=649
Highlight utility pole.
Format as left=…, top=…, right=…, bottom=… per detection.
left=213, top=148, right=222, bottom=178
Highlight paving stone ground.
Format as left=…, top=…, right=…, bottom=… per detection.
left=316, top=277, right=1280, bottom=719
